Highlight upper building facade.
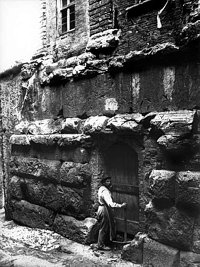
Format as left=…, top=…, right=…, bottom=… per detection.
left=41, top=0, right=200, bottom=57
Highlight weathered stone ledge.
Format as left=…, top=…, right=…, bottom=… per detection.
left=11, top=110, right=200, bottom=159
left=14, top=110, right=197, bottom=136
left=149, top=110, right=196, bottom=135
left=10, top=134, right=92, bottom=147
left=22, top=41, right=181, bottom=85
left=17, top=18, right=200, bottom=86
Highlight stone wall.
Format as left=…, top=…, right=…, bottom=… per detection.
left=4, top=109, right=200, bottom=248
left=0, top=65, right=24, bottom=210
left=1, top=0, right=200, bottom=265
left=20, top=45, right=200, bottom=119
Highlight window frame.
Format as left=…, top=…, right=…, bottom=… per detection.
left=60, top=0, right=75, bottom=34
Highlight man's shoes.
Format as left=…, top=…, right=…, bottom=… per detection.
left=97, top=245, right=111, bottom=251
left=90, top=244, right=111, bottom=251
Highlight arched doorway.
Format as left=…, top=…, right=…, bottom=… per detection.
left=104, top=142, right=139, bottom=236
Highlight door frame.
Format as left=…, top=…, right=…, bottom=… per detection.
left=98, top=134, right=143, bottom=236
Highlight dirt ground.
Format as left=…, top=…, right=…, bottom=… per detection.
left=0, top=208, right=141, bottom=267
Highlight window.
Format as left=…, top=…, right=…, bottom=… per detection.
left=61, top=0, right=75, bottom=33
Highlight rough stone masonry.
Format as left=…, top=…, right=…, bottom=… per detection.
left=0, top=0, right=200, bottom=266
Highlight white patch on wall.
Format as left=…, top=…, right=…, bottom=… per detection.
left=132, top=73, right=140, bottom=104
left=105, top=98, right=119, bottom=111
left=163, top=67, right=175, bottom=102
left=41, top=90, right=48, bottom=112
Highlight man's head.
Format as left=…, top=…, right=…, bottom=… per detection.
left=101, top=176, right=112, bottom=189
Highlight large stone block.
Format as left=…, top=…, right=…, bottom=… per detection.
left=60, top=186, right=91, bottom=219
left=149, top=170, right=175, bottom=204
left=121, top=232, right=147, bottom=264
left=60, top=162, right=91, bottom=186
left=9, top=200, right=54, bottom=229
left=21, top=179, right=90, bottom=218
left=143, top=238, right=180, bottom=267
left=15, top=120, right=29, bottom=134
left=53, top=214, right=98, bottom=244
left=157, top=134, right=197, bottom=155
left=107, top=113, right=143, bottom=132
left=27, top=119, right=62, bottom=135
left=9, top=176, right=24, bottom=200
left=61, top=118, right=81, bottom=133
left=22, top=179, right=90, bottom=218
left=180, top=251, right=200, bottom=267
left=150, top=110, right=196, bottom=135
left=10, top=135, right=30, bottom=146
left=10, top=157, right=61, bottom=183
left=23, top=179, right=62, bottom=212
left=176, top=171, right=200, bottom=208
left=83, top=116, right=109, bottom=134
left=145, top=205, right=194, bottom=250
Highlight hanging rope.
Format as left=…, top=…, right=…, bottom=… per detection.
left=157, top=0, right=170, bottom=29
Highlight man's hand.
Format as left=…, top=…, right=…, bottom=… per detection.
left=121, top=203, right=127, bottom=208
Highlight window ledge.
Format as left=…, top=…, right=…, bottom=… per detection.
left=60, top=28, right=75, bottom=38
left=126, top=0, right=167, bottom=17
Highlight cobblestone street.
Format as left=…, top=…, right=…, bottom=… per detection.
left=0, top=209, right=139, bottom=267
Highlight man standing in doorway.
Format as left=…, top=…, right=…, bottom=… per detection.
left=97, top=176, right=127, bottom=251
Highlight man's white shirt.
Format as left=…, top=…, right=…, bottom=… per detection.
left=98, top=186, right=122, bottom=208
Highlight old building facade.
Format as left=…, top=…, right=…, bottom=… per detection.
left=1, top=0, right=200, bottom=265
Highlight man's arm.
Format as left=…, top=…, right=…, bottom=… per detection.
left=102, top=188, right=127, bottom=208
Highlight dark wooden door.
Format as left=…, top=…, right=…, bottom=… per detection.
left=104, top=142, right=139, bottom=235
